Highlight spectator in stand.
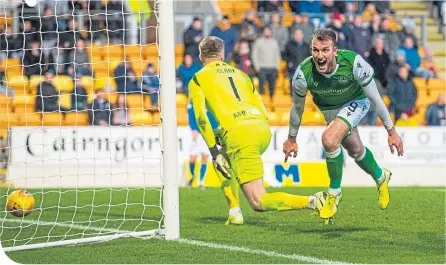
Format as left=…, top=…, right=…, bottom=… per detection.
left=59, top=19, right=85, bottom=52
left=0, top=27, right=23, bottom=60
left=368, top=38, right=390, bottom=89
left=106, top=0, right=125, bottom=43
left=388, top=66, right=417, bottom=121
left=289, top=14, right=314, bottom=45
left=369, top=14, right=381, bottom=36
left=41, top=7, right=58, bottom=55
left=426, top=94, right=446, bottom=126
left=362, top=2, right=377, bottom=22
left=233, top=40, right=256, bottom=78
left=183, top=17, right=203, bottom=62
left=114, top=59, right=133, bottom=93
left=401, top=37, right=435, bottom=79
left=373, top=0, right=391, bottom=15
left=112, top=94, right=130, bottom=126
left=252, top=26, right=281, bottom=96
left=350, top=15, right=372, bottom=58
left=345, top=1, right=356, bottom=22
left=36, top=70, right=68, bottom=112
left=398, top=19, right=418, bottom=48
left=68, top=39, right=92, bottom=77
left=373, top=18, right=400, bottom=62
left=297, top=0, right=323, bottom=29
left=88, top=89, right=112, bottom=126
left=395, top=110, right=419, bottom=127
left=23, top=41, right=54, bottom=78
left=288, top=0, right=299, bottom=13
left=71, top=80, right=88, bottom=111
left=386, top=49, right=414, bottom=86
left=177, top=54, right=201, bottom=95
left=328, top=12, right=349, bottom=49
left=283, top=28, right=310, bottom=88
left=52, top=46, right=68, bottom=75
left=22, top=21, right=38, bottom=48
left=210, top=15, right=237, bottom=62
left=270, top=13, right=289, bottom=54
left=124, top=70, right=142, bottom=94
left=142, top=63, right=160, bottom=107
left=240, top=10, right=261, bottom=45
left=322, top=0, right=340, bottom=13
left=258, top=0, right=283, bottom=12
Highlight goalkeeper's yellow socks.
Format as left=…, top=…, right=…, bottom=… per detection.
left=355, top=147, right=384, bottom=184
left=215, top=169, right=240, bottom=209
left=326, top=147, right=344, bottom=192
left=260, top=192, right=310, bottom=211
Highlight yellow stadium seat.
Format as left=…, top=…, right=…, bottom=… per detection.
left=272, top=94, right=292, bottom=108
left=102, top=45, right=123, bottom=59
left=90, top=55, right=102, bottom=64
left=175, top=45, right=184, bottom=56
left=94, top=76, right=116, bottom=91
left=42, top=112, right=64, bottom=126
left=0, top=103, right=12, bottom=115
left=301, top=111, right=325, bottom=126
left=5, top=75, right=28, bottom=95
left=151, top=111, right=161, bottom=125
left=144, top=45, right=159, bottom=57
left=131, top=61, right=149, bottom=77
left=64, top=112, right=89, bottom=126
left=413, top=77, right=426, bottom=90
left=176, top=93, right=188, bottom=108
left=267, top=112, right=280, bottom=126
left=86, top=44, right=102, bottom=58
left=177, top=108, right=188, bottom=126
left=52, top=75, right=74, bottom=92
left=382, top=95, right=391, bottom=108
left=28, top=75, right=45, bottom=94
left=80, top=76, right=94, bottom=95
left=275, top=106, right=290, bottom=116
left=106, top=93, right=119, bottom=105
left=126, top=94, right=147, bottom=110
left=91, top=62, right=111, bottom=77
left=129, top=110, right=152, bottom=126
left=428, top=79, right=446, bottom=90
left=13, top=95, right=36, bottom=109
left=124, top=45, right=145, bottom=58
left=280, top=112, right=290, bottom=126
left=18, top=113, right=42, bottom=126
left=0, top=113, right=19, bottom=129
left=14, top=105, right=36, bottom=114
left=1, top=58, right=22, bottom=77
left=416, top=94, right=435, bottom=108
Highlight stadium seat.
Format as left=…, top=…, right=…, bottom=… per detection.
left=0, top=102, right=12, bottom=115
left=18, top=113, right=42, bottom=126
left=91, top=62, right=111, bottom=77
left=1, top=58, right=22, bottom=77
left=64, top=112, right=89, bottom=126
left=0, top=113, right=19, bottom=129
left=262, top=95, right=272, bottom=110
left=272, top=94, right=292, bottom=108
left=102, top=45, right=123, bottom=60
left=413, top=77, right=426, bottom=90
left=416, top=94, right=434, bottom=108
left=129, top=110, right=152, bottom=126
left=52, top=75, right=74, bottom=92
left=94, top=76, right=117, bottom=91
left=42, top=112, right=64, bottom=126
left=80, top=76, right=95, bottom=95
left=5, top=75, right=28, bottom=96
left=13, top=95, right=36, bottom=110
left=267, top=112, right=280, bottom=126
left=126, top=94, right=148, bottom=110
left=14, top=105, right=36, bottom=114
left=124, top=45, right=145, bottom=58
left=106, top=93, right=119, bottom=105
left=176, top=93, right=188, bottom=108
left=177, top=108, right=188, bottom=126
left=144, top=45, right=159, bottom=57
left=301, top=111, right=325, bottom=126
left=28, top=75, right=45, bottom=94
left=86, top=44, right=102, bottom=59
left=151, top=111, right=161, bottom=125
left=382, top=95, right=391, bottom=108
left=428, top=79, right=446, bottom=90
left=280, top=112, right=290, bottom=126
left=175, top=45, right=184, bottom=56
left=131, top=60, right=149, bottom=77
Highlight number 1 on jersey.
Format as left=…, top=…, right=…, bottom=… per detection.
left=228, top=77, right=241, bottom=101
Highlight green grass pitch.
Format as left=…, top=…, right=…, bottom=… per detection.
left=1, top=187, right=445, bottom=264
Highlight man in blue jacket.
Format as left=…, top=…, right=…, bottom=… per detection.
left=210, top=15, right=237, bottom=62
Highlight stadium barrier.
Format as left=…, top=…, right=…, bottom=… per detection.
left=7, top=126, right=445, bottom=188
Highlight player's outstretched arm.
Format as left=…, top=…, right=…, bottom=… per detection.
left=363, top=79, right=404, bottom=156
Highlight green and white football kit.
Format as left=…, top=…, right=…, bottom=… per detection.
left=287, top=49, right=395, bottom=221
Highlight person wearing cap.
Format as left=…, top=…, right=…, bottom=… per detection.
left=210, top=15, right=237, bottom=62
left=183, top=17, right=203, bottom=62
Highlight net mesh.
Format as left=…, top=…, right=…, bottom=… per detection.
left=0, top=0, right=164, bottom=250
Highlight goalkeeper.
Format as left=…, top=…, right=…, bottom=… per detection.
left=188, top=36, right=325, bottom=225
left=283, top=29, right=404, bottom=221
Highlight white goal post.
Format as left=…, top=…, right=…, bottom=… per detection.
left=0, top=0, right=179, bottom=252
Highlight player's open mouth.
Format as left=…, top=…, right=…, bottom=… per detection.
left=317, top=60, right=327, bottom=67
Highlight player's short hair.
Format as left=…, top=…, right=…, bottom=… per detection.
left=312, top=29, right=337, bottom=46
left=199, top=36, right=224, bottom=59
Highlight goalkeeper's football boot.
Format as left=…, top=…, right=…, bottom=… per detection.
left=225, top=212, right=244, bottom=225
left=377, top=168, right=392, bottom=209
left=313, top=191, right=327, bottom=215
left=319, top=193, right=342, bottom=219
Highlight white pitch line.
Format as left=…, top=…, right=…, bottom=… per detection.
left=2, top=219, right=350, bottom=264
left=176, top=238, right=350, bottom=264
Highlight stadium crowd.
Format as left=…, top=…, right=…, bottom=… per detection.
left=0, top=0, right=444, bottom=128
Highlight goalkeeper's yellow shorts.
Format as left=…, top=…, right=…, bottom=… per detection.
left=222, top=120, right=271, bottom=185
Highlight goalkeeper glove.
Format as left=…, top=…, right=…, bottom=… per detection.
left=209, top=146, right=231, bottom=179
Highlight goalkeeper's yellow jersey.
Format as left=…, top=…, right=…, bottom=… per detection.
left=188, top=60, right=268, bottom=148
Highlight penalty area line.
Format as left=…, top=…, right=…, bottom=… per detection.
left=176, top=238, right=350, bottom=264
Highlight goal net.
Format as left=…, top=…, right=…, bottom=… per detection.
left=0, top=0, right=178, bottom=252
